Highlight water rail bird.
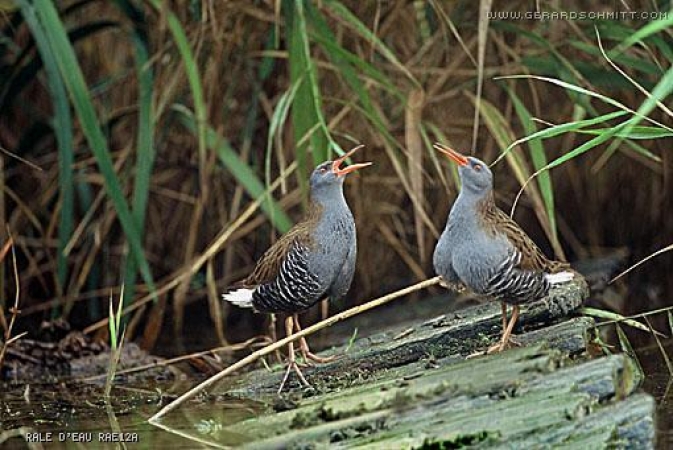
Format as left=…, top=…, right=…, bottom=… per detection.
left=223, top=145, right=371, bottom=391
left=432, top=143, right=576, bottom=353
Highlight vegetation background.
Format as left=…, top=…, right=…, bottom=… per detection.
left=0, top=0, right=671, bottom=354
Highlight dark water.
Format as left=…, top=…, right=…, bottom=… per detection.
left=639, top=341, right=673, bottom=449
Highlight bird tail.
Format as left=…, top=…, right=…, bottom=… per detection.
left=545, top=270, right=575, bottom=285
left=222, top=287, right=255, bottom=308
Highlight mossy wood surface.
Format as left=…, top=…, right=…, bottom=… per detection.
left=214, top=278, right=655, bottom=449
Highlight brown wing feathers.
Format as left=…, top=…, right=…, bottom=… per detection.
left=478, top=193, right=570, bottom=274
left=237, top=203, right=322, bottom=288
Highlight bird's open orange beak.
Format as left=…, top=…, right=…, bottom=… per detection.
left=433, top=143, right=469, bottom=166
left=332, top=144, right=372, bottom=176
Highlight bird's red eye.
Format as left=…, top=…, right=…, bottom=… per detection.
left=320, top=167, right=328, bottom=173
left=474, top=164, right=482, bottom=172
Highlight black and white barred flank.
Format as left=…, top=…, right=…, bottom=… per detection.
left=222, top=243, right=324, bottom=313
left=484, top=250, right=575, bottom=305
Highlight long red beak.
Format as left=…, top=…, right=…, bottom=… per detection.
left=433, top=143, right=468, bottom=166
left=332, top=144, right=372, bottom=176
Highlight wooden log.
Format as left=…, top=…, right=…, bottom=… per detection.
left=190, top=277, right=655, bottom=449
left=231, top=296, right=594, bottom=394
left=219, top=344, right=651, bottom=449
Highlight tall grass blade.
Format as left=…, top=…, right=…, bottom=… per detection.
left=424, top=123, right=464, bottom=190
left=644, top=316, right=673, bottom=376
left=148, top=0, right=207, bottom=187
left=509, top=126, right=624, bottom=213
left=174, top=105, right=292, bottom=233
left=17, top=1, right=73, bottom=315
left=471, top=0, right=492, bottom=153
left=505, top=86, right=560, bottom=255
left=405, top=88, right=427, bottom=263
left=105, top=286, right=125, bottom=399
left=497, top=74, right=673, bottom=132
left=114, top=0, right=156, bottom=310
left=297, top=4, right=433, bottom=234
left=31, top=0, right=157, bottom=300
left=266, top=79, right=303, bottom=199
left=285, top=0, right=332, bottom=194
left=492, top=110, right=628, bottom=166
left=593, top=66, right=673, bottom=170
left=589, top=28, right=672, bottom=170
left=615, top=323, right=643, bottom=376
left=578, top=126, right=673, bottom=139
left=309, top=32, right=401, bottom=99
left=322, top=0, right=419, bottom=87
left=570, top=40, right=661, bottom=75
left=306, top=2, right=399, bottom=146
left=580, top=306, right=659, bottom=335
left=614, top=13, right=673, bottom=54
left=307, top=0, right=436, bottom=238
left=429, top=0, right=477, bottom=66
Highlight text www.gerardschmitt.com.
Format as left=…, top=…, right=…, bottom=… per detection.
left=488, top=10, right=669, bottom=21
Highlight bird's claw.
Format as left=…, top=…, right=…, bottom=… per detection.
left=301, top=350, right=339, bottom=364
left=486, top=335, right=521, bottom=354
left=298, top=335, right=339, bottom=364
left=277, top=361, right=311, bottom=394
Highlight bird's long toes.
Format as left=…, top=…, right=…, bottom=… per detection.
left=277, top=361, right=312, bottom=394
left=291, top=362, right=312, bottom=387
left=508, top=335, right=522, bottom=347
left=466, top=350, right=487, bottom=359
left=486, top=334, right=521, bottom=354
left=277, top=364, right=293, bottom=394
left=305, top=352, right=338, bottom=364
left=486, top=342, right=506, bottom=354
left=296, top=357, right=315, bottom=368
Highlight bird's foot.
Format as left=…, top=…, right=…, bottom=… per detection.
left=277, top=360, right=311, bottom=394
left=298, top=337, right=339, bottom=365
left=301, top=350, right=338, bottom=364
left=486, top=335, right=521, bottom=354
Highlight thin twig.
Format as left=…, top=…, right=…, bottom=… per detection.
left=0, top=237, right=14, bottom=332
left=79, top=336, right=270, bottom=382
left=0, top=231, right=21, bottom=369
left=148, top=276, right=442, bottom=423
left=609, top=243, right=673, bottom=284
left=643, top=316, right=673, bottom=376
left=590, top=305, right=673, bottom=328
left=0, top=146, right=43, bottom=172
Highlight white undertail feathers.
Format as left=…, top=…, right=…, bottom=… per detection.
left=222, top=288, right=255, bottom=308
left=544, top=271, right=574, bottom=285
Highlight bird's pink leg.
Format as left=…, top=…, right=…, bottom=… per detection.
left=294, top=314, right=337, bottom=364
left=278, top=316, right=310, bottom=393
left=488, top=305, right=520, bottom=354
left=268, top=313, right=283, bottom=364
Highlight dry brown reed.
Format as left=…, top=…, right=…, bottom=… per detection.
left=0, top=1, right=670, bottom=351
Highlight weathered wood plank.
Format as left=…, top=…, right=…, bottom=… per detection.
left=231, top=279, right=591, bottom=394
left=206, top=277, right=654, bottom=449
left=223, top=346, right=649, bottom=449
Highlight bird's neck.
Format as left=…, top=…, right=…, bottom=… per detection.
left=309, top=186, right=351, bottom=223
left=453, top=188, right=495, bottom=221
left=310, top=184, right=348, bottom=211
